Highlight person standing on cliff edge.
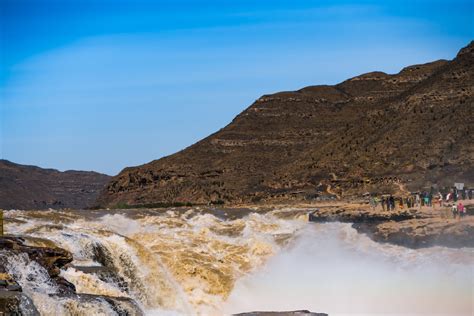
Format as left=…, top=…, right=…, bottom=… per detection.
left=452, top=203, right=458, bottom=219
left=458, top=202, right=465, bottom=218
left=389, top=195, right=395, bottom=211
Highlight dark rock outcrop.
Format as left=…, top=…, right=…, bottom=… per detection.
left=367, top=216, right=474, bottom=248
left=0, top=236, right=73, bottom=315
left=0, top=159, right=110, bottom=210
left=0, top=236, right=76, bottom=294
left=0, top=236, right=145, bottom=315
left=0, top=290, right=39, bottom=316
left=308, top=205, right=474, bottom=248
left=97, top=42, right=474, bottom=208
left=0, top=273, right=22, bottom=292
left=234, top=311, right=328, bottom=316
left=308, top=207, right=422, bottom=223
left=69, top=293, right=144, bottom=316
left=73, top=265, right=129, bottom=292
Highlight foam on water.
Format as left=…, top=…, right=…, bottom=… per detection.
left=224, top=222, right=474, bottom=316
left=3, top=209, right=473, bottom=315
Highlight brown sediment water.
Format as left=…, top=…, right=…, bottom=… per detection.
left=3, top=207, right=305, bottom=314
left=2, top=207, right=473, bottom=315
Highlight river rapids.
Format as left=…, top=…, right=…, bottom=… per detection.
left=2, top=207, right=473, bottom=316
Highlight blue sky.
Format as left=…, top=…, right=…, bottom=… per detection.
left=1, top=0, right=473, bottom=175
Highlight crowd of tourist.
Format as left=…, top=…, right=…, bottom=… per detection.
left=368, top=188, right=472, bottom=218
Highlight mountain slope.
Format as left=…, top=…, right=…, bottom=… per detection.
left=97, top=42, right=474, bottom=207
left=0, top=160, right=110, bottom=210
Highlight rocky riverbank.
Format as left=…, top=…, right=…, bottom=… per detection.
left=307, top=201, right=474, bottom=248
left=234, top=311, right=328, bottom=316
left=0, top=236, right=143, bottom=315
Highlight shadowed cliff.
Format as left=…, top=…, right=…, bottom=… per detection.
left=0, top=160, right=110, bottom=210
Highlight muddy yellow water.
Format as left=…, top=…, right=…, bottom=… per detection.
left=3, top=207, right=307, bottom=315
left=2, top=207, right=472, bottom=316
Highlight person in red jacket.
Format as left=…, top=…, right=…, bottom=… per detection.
left=458, top=202, right=465, bottom=218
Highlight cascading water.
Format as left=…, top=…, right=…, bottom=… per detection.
left=3, top=208, right=305, bottom=315
left=3, top=208, right=473, bottom=315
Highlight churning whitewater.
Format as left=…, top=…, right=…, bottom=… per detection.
left=3, top=208, right=473, bottom=316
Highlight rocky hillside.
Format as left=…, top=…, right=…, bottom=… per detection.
left=0, top=160, right=110, bottom=210
left=97, top=42, right=474, bottom=207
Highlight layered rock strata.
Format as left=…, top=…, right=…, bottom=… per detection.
left=97, top=42, right=474, bottom=208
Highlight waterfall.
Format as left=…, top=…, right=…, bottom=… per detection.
left=2, top=208, right=472, bottom=315
left=3, top=208, right=305, bottom=315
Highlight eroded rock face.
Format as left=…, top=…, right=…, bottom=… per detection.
left=68, top=293, right=144, bottom=316
left=0, top=290, right=39, bottom=316
left=0, top=236, right=76, bottom=295
left=308, top=204, right=474, bottom=248
left=0, top=237, right=74, bottom=315
left=97, top=42, right=474, bottom=208
left=72, top=265, right=128, bottom=293
left=0, top=159, right=110, bottom=210
left=369, top=217, right=474, bottom=248
left=308, top=207, right=423, bottom=223
left=234, top=311, right=328, bottom=316
left=0, top=236, right=145, bottom=315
